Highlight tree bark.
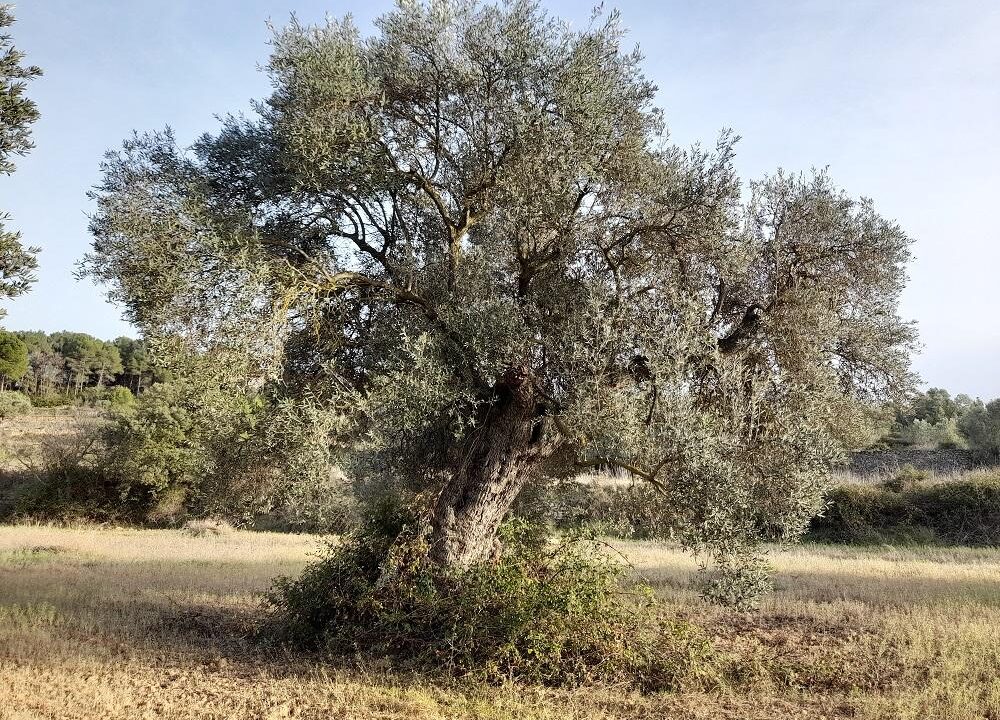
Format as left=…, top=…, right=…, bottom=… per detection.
left=426, top=367, right=557, bottom=569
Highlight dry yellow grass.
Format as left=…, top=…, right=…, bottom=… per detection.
left=0, top=409, right=102, bottom=469
left=2, top=524, right=1000, bottom=719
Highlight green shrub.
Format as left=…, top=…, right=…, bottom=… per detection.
left=0, top=390, right=31, bottom=421
left=13, top=380, right=351, bottom=529
left=15, top=462, right=129, bottom=523
left=880, top=464, right=929, bottom=493
left=9, top=422, right=131, bottom=524
left=108, top=386, right=135, bottom=409
left=28, top=393, right=74, bottom=408
left=98, top=382, right=205, bottom=517
left=14, top=382, right=211, bottom=524
left=265, top=509, right=714, bottom=690
left=809, top=469, right=1000, bottom=545
left=893, top=417, right=968, bottom=449
left=961, top=400, right=1000, bottom=462
left=76, top=387, right=112, bottom=408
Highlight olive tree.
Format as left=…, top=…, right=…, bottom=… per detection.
left=0, top=5, right=40, bottom=316
left=85, top=1, right=916, bottom=579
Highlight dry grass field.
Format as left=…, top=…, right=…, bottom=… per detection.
left=0, top=409, right=98, bottom=470
left=1, top=523, right=999, bottom=719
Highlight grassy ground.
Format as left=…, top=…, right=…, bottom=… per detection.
left=2, top=525, right=999, bottom=719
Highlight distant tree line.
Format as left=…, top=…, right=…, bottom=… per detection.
left=888, top=387, right=1000, bottom=459
left=0, top=329, right=161, bottom=395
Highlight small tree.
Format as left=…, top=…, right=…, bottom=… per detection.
left=0, top=5, right=41, bottom=316
left=960, top=399, right=1000, bottom=461
left=114, top=336, right=153, bottom=392
left=85, top=2, right=916, bottom=587
left=51, top=331, right=103, bottom=391
left=93, top=341, right=123, bottom=388
left=0, top=329, right=27, bottom=390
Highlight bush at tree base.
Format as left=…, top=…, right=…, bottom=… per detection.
left=264, top=507, right=714, bottom=690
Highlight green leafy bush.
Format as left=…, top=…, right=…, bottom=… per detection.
left=9, top=420, right=128, bottom=523
left=97, top=382, right=206, bottom=518
left=108, top=386, right=135, bottom=409
left=960, top=400, right=1000, bottom=462
left=0, top=390, right=31, bottom=421
left=15, top=462, right=127, bottom=523
left=15, top=382, right=237, bottom=524
left=893, top=418, right=967, bottom=449
left=28, top=393, right=74, bottom=408
left=16, top=379, right=353, bottom=529
left=265, top=509, right=714, bottom=690
left=809, top=469, right=1000, bottom=545
left=880, top=464, right=929, bottom=493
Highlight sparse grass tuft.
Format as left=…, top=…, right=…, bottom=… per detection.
left=181, top=518, right=234, bottom=538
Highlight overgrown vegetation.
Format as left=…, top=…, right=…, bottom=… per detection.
left=4, top=382, right=353, bottom=532
left=267, top=510, right=713, bottom=689
left=808, top=466, right=1000, bottom=545
left=0, top=389, right=29, bottom=422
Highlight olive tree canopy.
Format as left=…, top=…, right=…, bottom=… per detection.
left=85, top=1, right=916, bottom=577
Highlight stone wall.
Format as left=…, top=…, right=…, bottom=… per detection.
left=848, top=449, right=975, bottom=477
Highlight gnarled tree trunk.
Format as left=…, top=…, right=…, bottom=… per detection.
left=427, top=368, right=558, bottom=568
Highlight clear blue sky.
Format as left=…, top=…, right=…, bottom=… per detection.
left=1, top=1, right=998, bottom=397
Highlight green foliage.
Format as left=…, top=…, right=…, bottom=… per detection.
left=893, top=417, right=967, bottom=449
left=26, top=393, right=72, bottom=408
left=18, top=377, right=351, bottom=528
left=909, top=388, right=960, bottom=426
left=809, top=469, right=1000, bottom=545
left=15, top=381, right=248, bottom=524
left=959, top=399, right=1000, bottom=462
left=107, top=386, right=135, bottom=409
left=266, top=512, right=713, bottom=690
left=15, top=383, right=205, bottom=523
left=15, top=330, right=157, bottom=394
left=515, top=478, right=676, bottom=539
left=85, top=0, right=916, bottom=596
left=0, top=389, right=29, bottom=421
left=879, top=464, right=929, bottom=493
left=0, top=5, right=39, bottom=173
left=699, top=551, right=772, bottom=611
left=7, top=415, right=129, bottom=523
left=887, top=388, right=986, bottom=449
left=96, top=381, right=254, bottom=521
left=0, top=329, right=27, bottom=381
left=51, top=332, right=121, bottom=390
left=0, top=5, right=41, bottom=315
left=15, top=459, right=127, bottom=524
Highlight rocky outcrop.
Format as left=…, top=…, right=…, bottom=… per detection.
left=849, top=449, right=975, bottom=477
